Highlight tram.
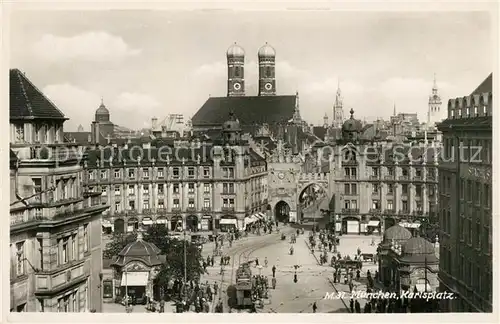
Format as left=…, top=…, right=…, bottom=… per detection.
left=234, top=263, right=253, bottom=308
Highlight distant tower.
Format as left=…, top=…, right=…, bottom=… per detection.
left=323, top=113, right=329, bottom=128
left=333, top=81, right=344, bottom=128
left=226, top=43, right=245, bottom=97
left=77, top=124, right=84, bottom=132
left=428, top=73, right=442, bottom=129
left=258, top=42, right=276, bottom=96
left=91, top=98, right=114, bottom=143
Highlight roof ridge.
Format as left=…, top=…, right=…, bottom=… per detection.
left=18, top=69, right=67, bottom=118
left=15, top=70, right=34, bottom=116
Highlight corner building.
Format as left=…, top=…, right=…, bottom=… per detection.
left=437, top=73, right=492, bottom=312
left=9, top=69, right=108, bottom=312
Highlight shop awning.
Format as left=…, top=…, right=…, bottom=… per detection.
left=121, top=272, right=149, bottom=286
left=156, top=219, right=167, bottom=224
left=254, top=213, right=263, bottom=220
left=367, top=220, right=380, bottom=227
left=142, top=219, right=153, bottom=225
left=245, top=216, right=258, bottom=226
left=220, top=218, right=237, bottom=225
left=258, top=212, right=266, bottom=218
left=399, top=222, right=421, bottom=229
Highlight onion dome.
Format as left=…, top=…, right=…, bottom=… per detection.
left=112, top=231, right=163, bottom=267
left=342, top=108, right=363, bottom=132
left=399, top=236, right=438, bottom=263
left=258, top=42, right=276, bottom=58
left=383, top=224, right=412, bottom=243
left=226, top=42, right=245, bottom=58
left=96, top=99, right=109, bottom=116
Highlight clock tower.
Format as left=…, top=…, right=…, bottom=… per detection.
left=258, top=42, right=276, bottom=96
left=226, top=42, right=245, bottom=97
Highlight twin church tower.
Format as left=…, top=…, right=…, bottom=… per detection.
left=226, top=42, right=276, bottom=97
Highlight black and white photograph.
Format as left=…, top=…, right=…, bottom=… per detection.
left=3, top=1, right=496, bottom=319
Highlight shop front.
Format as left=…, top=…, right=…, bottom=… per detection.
left=219, top=216, right=238, bottom=232
left=201, top=215, right=213, bottom=231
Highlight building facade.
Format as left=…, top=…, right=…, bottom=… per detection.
left=437, top=73, right=492, bottom=312
left=83, top=113, right=268, bottom=234
left=9, top=69, right=107, bottom=312
left=328, top=109, right=440, bottom=235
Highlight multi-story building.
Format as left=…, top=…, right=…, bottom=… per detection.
left=9, top=69, right=107, bottom=312
left=83, top=112, right=268, bottom=234
left=328, top=109, right=440, bottom=235
left=437, top=73, right=492, bottom=312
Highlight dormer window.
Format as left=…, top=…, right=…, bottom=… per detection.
left=450, top=109, right=455, bottom=118
left=474, top=106, right=478, bottom=116
left=458, top=109, right=462, bottom=117
left=466, top=107, right=470, bottom=117
left=483, top=105, right=487, bottom=115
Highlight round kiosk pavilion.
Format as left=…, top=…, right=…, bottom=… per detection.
left=377, top=224, right=412, bottom=289
left=111, top=229, right=165, bottom=305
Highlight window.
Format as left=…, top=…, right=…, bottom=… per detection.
left=350, top=200, right=357, bottom=209
left=204, top=198, right=210, bottom=208
left=128, top=169, right=135, bottom=179
left=100, top=170, right=107, bottom=179
left=203, top=168, right=210, bottom=178
left=188, top=199, right=195, bottom=208
left=351, top=184, right=357, bottom=195
left=387, top=167, right=394, bottom=176
left=16, top=242, right=25, bottom=276
left=15, top=123, right=25, bottom=142
left=387, top=184, right=394, bottom=194
left=483, top=105, right=487, bottom=115
left=188, top=183, right=195, bottom=193
left=229, top=198, right=235, bottom=207
left=59, top=237, right=69, bottom=265
left=72, top=234, right=78, bottom=261
left=37, top=238, right=44, bottom=270
left=34, top=124, right=40, bottom=142
left=402, top=168, right=408, bottom=176
left=415, top=185, right=422, bottom=197
left=344, top=168, right=350, bottom=177
left=115, top=201, right=120, bottom=212
left=143, top=184, right=149, bottom=195
left=158, top=184, right=164, bottom=195
left=204, top=183, right=210, bottom=193
left=223, top=183, right=235, bottom=194
left=402, top=201, right=408, bottom=211
left=101, top=186, right=107, bottom=196
left=83, top=224, right=89, bottom=252
left=173, top=167, right=180, bottom=179
left=89, top=171, right=95, bottom=180
left=128, top=185, right=135, bottom=195
left=173, top=199, right=180, bottom=208
left=58, top=295, right=70, bottom=312
left=143, top=200, right=150, bottom=210
left=114, top=169, right=120, bottom=178
left=402, top=184, right=408, bottom=195
left=157, top=168, right=164, bottom=178
left=351, top=168, right=357, bottom=178
left=173, top=183, right=180, bottom=194
left=344, top=184, right=350, bottom=195
left=458, top=108, right=462, bottom=117
left=415, top=169, right=421, bottom=177
left=372, top=167, right=378, bottom=177
left=387, top=200, right=393, bottom=210
left=142, top=168, right=149, bottom=178
left=451, top=109, right=455, bottom=118
left=476, top=222, right=481, bottom=248
left=223, top=167, right=234, bottom=178
left=114, top=186, right=120, bottom=196
left=344, top=200, right=351, bottom=209
left=129, top=200, right=135, bottom=210
left=466, top=107, right=470, bottom=117
left=158, top=200, right=164, bottom=209
left=188, top=167, right=195, bottom=178
left=372, top=184, right=378, bottom=193
left=223, top=199, right=229, bottom=207
left=372, top=200, right=380, bottom=209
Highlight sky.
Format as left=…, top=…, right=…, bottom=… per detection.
left=9, top=9, right=493, bottom=131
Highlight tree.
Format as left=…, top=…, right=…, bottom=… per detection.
left=103, top=232, right=137, bottom=259
left=144, top=224, right=170, bottom=254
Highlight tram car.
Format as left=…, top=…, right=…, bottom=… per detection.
left=234, top=263, right=253, bottom=308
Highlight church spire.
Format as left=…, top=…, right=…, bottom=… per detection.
left=393, top=102, right=397, bottom=116
left=432, top=73, right=438, bottom=95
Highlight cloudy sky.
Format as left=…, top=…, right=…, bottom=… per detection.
left=10, top=9, right=493, bottom=131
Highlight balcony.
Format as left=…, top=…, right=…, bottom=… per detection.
left=384, top=209, right=396, bottom=214
left=10, top=208, right=44, bottom=228
left=186, top=207, right=196, bottom=212
left=35, top=260, right=87, bottom=296
left=222, top=206, right=235, bottom=212
left=171, top=207, right=181, bottom=213
left=24, top=144, right=86, bottom=162
left=399, top=175, right=410, bottom=181
left=222, top=191, right=236, bottom=195
left=384, top=175, right=395, bottom=180
left=142, top=209, right=152, bottom=215
left=414, top=175, right=423, bottom=181
left=371, top=192, right=380, bottom=198
left=156, top=208, right=167, bottom=215
left=201, top=207, right=211, bottom=212
left=341, top=208, right=359, bottom=214
left=369, top=208, right=382, bottom=214
left=369, top=175, right=379, bottom=180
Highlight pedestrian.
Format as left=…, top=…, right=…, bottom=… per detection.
left=355, top=300, right=361, bottom=313
left=159, top=299, right=165, bottom=313
left=349, top=282, right=354, bottom=293
left=272, top=265, right=276, bottom=277
left=264, top=257, right=268, bottom=267
left=356, top=269, right=360, bottom=281
left=272, top=276, right=276, bottom=289
left=357, top=247, right=361, bottom=256
left=255, top=258, right=259, bottom=267
left=349, top=299, right=354, bottom=313
left=211, top=255, right=215, bottom=266
left=312, top=302, right=317, bottom=313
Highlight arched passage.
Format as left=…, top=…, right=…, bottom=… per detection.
left=114, top=218, right=125, bottom=234
left=274, top=201, right=290, bottom=223
left=127, top=217, right=139, bottom=233
left=342, top=216, right=360, bottom=234
left=170, top=216, right=183, bottom=232
left=298, top=183, right=327, bottom=209
left=384, top=217, right=397, bottom=230
left=186, top=215, right=199, bottom=232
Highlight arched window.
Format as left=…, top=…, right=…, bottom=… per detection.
left=266, top=66, right=271, bottom=77
left=234, top=66, right=240, bottom=77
